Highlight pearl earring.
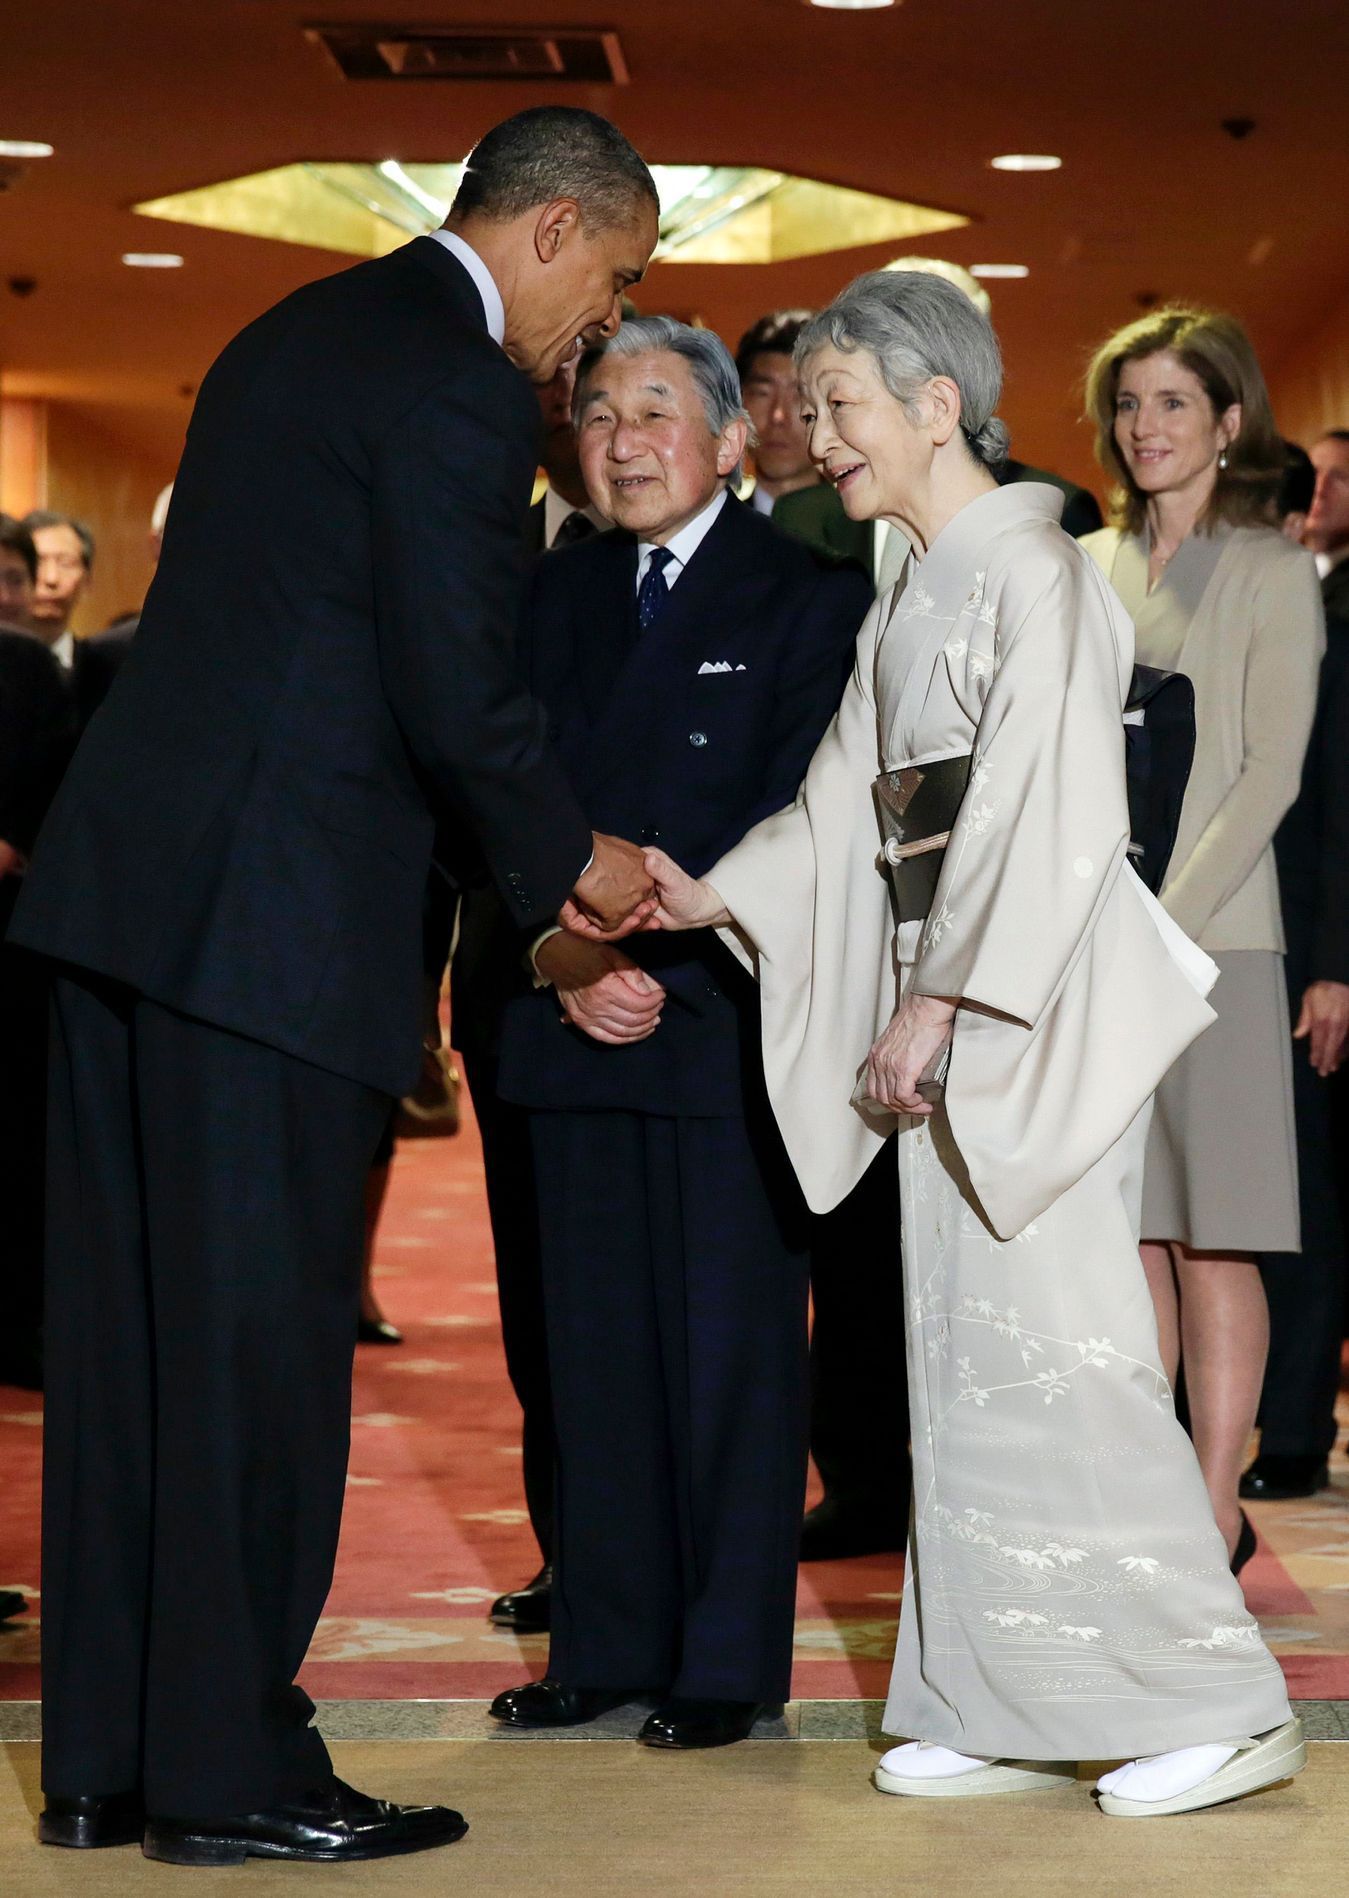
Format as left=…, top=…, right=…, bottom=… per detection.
left=1218, top=449, right=1229, bottom=470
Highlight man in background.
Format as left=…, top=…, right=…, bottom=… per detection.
left=22, top=510, right=128, bottom=729
left=1307, top=430, right=1349, bottom=620
left=736, top=311, right=821, bottom=516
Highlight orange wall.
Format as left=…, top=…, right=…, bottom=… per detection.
left=1269, top=291, right=1349, bottom=448
left=41, top=405, right=173, bottom=635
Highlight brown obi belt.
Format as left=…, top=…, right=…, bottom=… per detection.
left=873, top=754, right=973, bottom=925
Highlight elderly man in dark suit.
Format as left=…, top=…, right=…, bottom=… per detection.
left=488, top=317, right=871, bottom=1750
left=9, top=106, right=659, bottom=1865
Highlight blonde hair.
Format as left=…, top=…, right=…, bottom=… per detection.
left=1084, top=306, right=1285, bottom=533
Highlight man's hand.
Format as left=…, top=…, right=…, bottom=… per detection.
left=1295, top=979, right=1349, bottom=1077
left=566, top=832, right=657, bottom=939
left=0, top=839, right=27, bottom=881
left=865, top=993, right=957, bottom=1117
left=536, top=932, right=665, bottom=1046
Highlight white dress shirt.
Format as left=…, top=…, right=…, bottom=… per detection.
left=1315, top=545, right=1349, bottom=581
left=635, top=487, right=728, bottom=596
left=747, top=483, right=775, bottom=518
left=52, top=630, right=75, bottom=671
left=428, top=229, right=505, bottom=347
left=543, top=486, right=608, bottom=548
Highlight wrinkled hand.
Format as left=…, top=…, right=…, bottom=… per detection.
left=641, top=847, right=731, bottom=931
left=865, top=993, right=957, bottom=1117
left=1295, top=979, right=1349, bottom=1077
left=0, top=838, right=26, bottom=881
left=536, top=932, right=665, bottom=1046
left=565, top=832, right=657, bottom=940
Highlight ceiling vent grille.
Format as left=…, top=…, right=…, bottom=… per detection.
left=306, top=22, right=629, bottom=84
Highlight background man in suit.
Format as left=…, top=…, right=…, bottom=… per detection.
left=9, top=105, right=660, bottom=1866
left=735, top=310, right=820, bottom=515
left=0, top=516, right=75, bottom=1398
left=21, top=510, right=130, bottom=728
left=1307, top=430, right=1349, bottom=620
left=1246, top=447, right=1349, bottom=1501
left=488, top=317, right=871, bottom=1750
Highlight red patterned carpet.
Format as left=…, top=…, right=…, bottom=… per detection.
left=4, top=1095, right=1349, bottom=1703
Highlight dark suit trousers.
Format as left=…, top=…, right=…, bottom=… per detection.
left=532, top=1108, right=810, bottom=1704
left=461, top=1048, right=554, bottom=1563
left=1258, top=953, right=1346, bottom=1458
left=41, top=972, right=389, bottom=1815
left=808, top=1138, right=911, bottom=1519
left=0, top=888, right=47, bottom=1367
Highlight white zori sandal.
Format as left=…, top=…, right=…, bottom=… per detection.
left=1096, top=1719, right=1306, bottom=1818
left=874, top=1743, right=1076, bottom=1798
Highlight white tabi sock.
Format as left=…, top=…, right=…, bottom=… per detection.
left=1095, top=1743, right=1239, bottom=1803
left=879, top=1742, right=996, bottom=1779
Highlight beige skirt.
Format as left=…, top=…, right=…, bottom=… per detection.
left=1142, top=949, right=1299, bottom=1252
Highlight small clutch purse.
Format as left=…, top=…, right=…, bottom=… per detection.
left=873, top=754, right=973, bottom=924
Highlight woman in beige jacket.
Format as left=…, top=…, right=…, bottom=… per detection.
left=1081, top=308, right=1324, bottom=1575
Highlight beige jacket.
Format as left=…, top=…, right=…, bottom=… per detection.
left=1081, top=524, right=1324, bottom=953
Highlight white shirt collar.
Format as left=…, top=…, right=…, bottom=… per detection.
left=1315, top=544, right=1349, bottom=579
left=52, top=629, right=75, bottom=671
left=543, top=485, right=607, bottom=548
left=636, top=488, right=729, bottom=594
left=428, top=230, right=506, bottom=347
left=748, top=483, right=776, bottom=517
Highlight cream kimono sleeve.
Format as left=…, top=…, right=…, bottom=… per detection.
left=707, top=597, right=898, bottom=1215
left=910, top=542, right=1218, bottom=1240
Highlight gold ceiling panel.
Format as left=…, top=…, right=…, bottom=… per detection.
left=135, top=161, right=967, bottom=265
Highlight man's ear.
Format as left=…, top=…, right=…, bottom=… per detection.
left=534, top=198, right=583, bottom=264
left=716, top=418, right=750, bottom=479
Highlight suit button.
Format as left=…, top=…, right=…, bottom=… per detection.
left=689, top=731, right=707, bottom=748
left=640, top=825, right=661, bottom=845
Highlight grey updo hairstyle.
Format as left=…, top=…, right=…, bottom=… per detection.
left=574, top=314, right=753, bottom=483
left=796, top=269, right=1010, bottom=468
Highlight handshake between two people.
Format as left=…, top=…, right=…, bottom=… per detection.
left=544, top=837, right=730, bottom=1047
left=555, top=837, right=956, bottom=1108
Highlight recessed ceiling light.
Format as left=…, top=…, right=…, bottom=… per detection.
left=122, top=252, right=184, bottom=268
left=990, top=154, right=1061, bottom=172
left=0, top=139, right=54, bottom=158
left=970, top=263, right=1029, bottom=279
left=806, top=1, right=897, bottom=10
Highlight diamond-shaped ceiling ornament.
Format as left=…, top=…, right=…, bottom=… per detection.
left=134, top=161, right=967, bottom=264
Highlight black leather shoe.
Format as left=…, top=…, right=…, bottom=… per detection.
left=638, top=1698, right=781, bottom=1750
left=1239, top=1454, right=1330, bottom=1502
left=357, top=1315, right=403, bottom=1345
left=40, top=1790, right=145, bottom=1849
left=489, top=1678, right=642, bottom=1728
left=0, top=1589, right=26, bottom=1625
left=142, top=1778, right=466, bottom=1866
left=490, top=1565, right=552, bottom=1632
left=800, top=1496, right=907, bottom=1562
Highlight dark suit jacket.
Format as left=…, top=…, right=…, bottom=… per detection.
left=495, top=495, right=872, bottom=1117
left=1275, top=614, right=1349, bottom=987
left=772, top=462, right=1102, bottom=572
left=69, top=626, right=135, bottom=733
left=0, top=625, right=74, bottom=857
left=1322, top=557, right=1349, bottom=625
left=9, top=236, right=591, bottom=1097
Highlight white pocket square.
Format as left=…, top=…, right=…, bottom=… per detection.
left=697, top=661, right=748, bottom=674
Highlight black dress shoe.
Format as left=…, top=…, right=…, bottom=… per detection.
left=489, top=1678, right=642, bottom=1728
left=0, top=1589, right=26, bottom=1625
left=357, top=1315, right=403, bottom=1345
left=40, top=1790, right=145, bottom=1849
left=490, top=1565, right=552, bottom=1632
left=638, top=1698, right=780, bottom=1750
left=1239, top=1454, right=1330, bottom=1502
left=142, top=1778, right=466, bottom=1866
left=800, top=1495, right=907, bottom=1562
left=1230, top=1508, right=1258, bottom=1578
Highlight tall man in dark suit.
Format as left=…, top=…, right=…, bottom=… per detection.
left=9, top=106, right=659, bottom=1866
left=488, top=318, right=871, bottom=1749
left=1245, top=448, right=1349, bottom=1501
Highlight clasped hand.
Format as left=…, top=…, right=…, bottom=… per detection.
left=536, top=931, right=665, bottom=1045
left=864, top=993, right=957, bottom=1118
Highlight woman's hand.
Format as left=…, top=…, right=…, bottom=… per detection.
left=1295, top=979, right=1349, bottom=1077
left=865, top=993, right=957, bottom=1117
left=642, top=847, right=732, bottom=931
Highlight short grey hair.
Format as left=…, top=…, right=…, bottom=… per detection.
left=574, top=315, right=754, bottom=482
left=797, top=270, right=1010, bottom=467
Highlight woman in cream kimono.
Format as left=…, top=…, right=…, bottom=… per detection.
left=637, top=272, right=1301, bottom=1816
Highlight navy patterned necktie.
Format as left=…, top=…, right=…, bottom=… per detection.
left=637, top=546, right=675, bottom=631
